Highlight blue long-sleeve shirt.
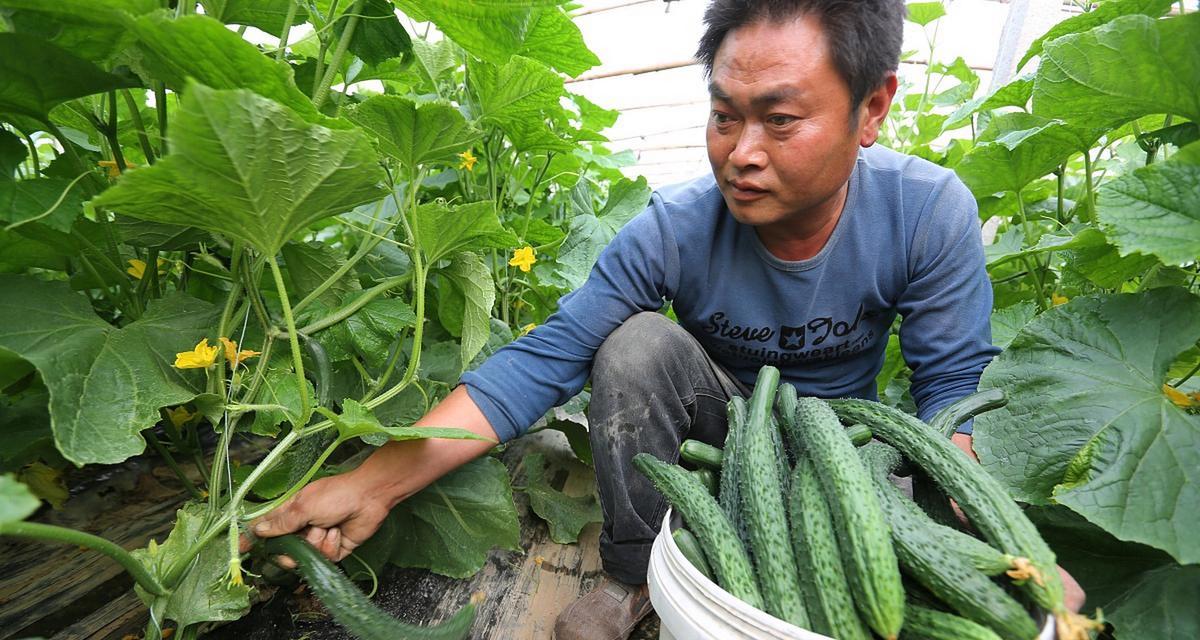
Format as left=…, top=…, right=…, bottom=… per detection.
left=462, top=144, right=999, bottom=442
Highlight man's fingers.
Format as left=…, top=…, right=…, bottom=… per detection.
left=320, top=527, right=341, bottom=560
left=1058, top=565, right=1086, bottom=613
left=251, top=498, right=308, bottom=538
left=304, top=525, right=328, bottom=550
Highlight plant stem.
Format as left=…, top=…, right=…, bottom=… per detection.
left=269, top=255, right=311, bottom=421
left=312, top=0, right=364, bottom=110
left=22, top=130, right=41, bottom=173
left=155, top=82, right=169, bottom=156
left=242, top=438, right=342, bottom=521
left=1055, top=167, right=1065, bottom=223
left=294, top=274, right=412, bottom=335
left=121, top=89, right=157, bottom=165
left=1081, top=150, right=1095, bottom=222
left=147, top=434, right=204, bottom=500
left=1175, top=355, right=1200, bottom=387
left=277, top=0, right=299, bottom=61
left=0, top=521, right=167, bottom=596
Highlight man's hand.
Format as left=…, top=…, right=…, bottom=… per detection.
left=247, top=470, right=391, bottom=565
left=242, top=386, right=500, bottom=566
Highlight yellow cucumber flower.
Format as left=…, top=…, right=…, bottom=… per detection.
left=219, top=337, right=261, bottom=368
left=1163, top=384, right=1198, bottom=409
left=166, top=406, right=195, bottom=428
left=174, top=339, right=219, bottom=369
left=457, top=149, right=478, bottom=171
left=521, top=323, right=537, bottom=335
left=509, top=245, right=537, bottom=272
left=1051, top=292, right=1069, bottom=306
left=127, top=258, right=169, bottom=280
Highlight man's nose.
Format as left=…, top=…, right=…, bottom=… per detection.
left=728, top=124, right=767, bottom=170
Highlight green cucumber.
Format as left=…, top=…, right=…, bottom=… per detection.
left=263, top=535, right=475, bottom=639
left=690, top=467, right=718, bottom=495
left=680, top=439, right=723, bottom=470
left=738, top=367, right=808, bottom=627
left=845, top=423, right=873, bottom=446
left=788, top=452, right=872, bottom=640
left=633, top=453, right=764, bottom=609
left=672, top=528, right=715, bottom=581
left=865, top=466, right=1041, bottom=639
left=928, top=389, right=1007, bottom=439
left=900, top=604, right=1004, bottom=640
left=719, top=397, right=750, bottom=548
left=777, top=385, right=872, bottom=450
left=796, top=398, right=904, bottom=640
left=831, top=399, right=1065, bottom=615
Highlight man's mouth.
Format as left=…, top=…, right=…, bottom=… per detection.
left=728, top=179, right=768, bottom=201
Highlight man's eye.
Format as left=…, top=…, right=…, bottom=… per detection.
left=712, top=112, right=733, bottom=124
left=768, top=115, right=795, bottom=126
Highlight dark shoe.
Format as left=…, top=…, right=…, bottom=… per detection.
left=553, top=577, right=653, bottom=640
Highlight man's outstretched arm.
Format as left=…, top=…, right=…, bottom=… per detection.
left=247, top=385, right=498, bottom=563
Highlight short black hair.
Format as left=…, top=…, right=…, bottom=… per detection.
left=696, top=0, right=905, bottom=110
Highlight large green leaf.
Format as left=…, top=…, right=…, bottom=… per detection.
left=0, top=228, right=70, bottom=273
left=986, top=225, right=1109, bottom=269
left=130, top=13, right=326, bottom=124
left=1095, top=141, right=1200, bottom=266
left=384, top=456, right=521, bottom=578
left=346, top=95, right=479, bottom=172
left=0, top=33, right=138, bottom=119
left=132, top=503, right=252, bottom=627
left=0, top=275, right=220, bottom=465
left=248, top=369, right=314, bottom=437
left=0, top=473, right=39, bottom=524
left=1105, top=564, right=1200, bottom=639
left=518, top=8, right=600, bottom=77
left=521, top=453, right=601, bottom=544
left=0, top=0, right=158, bottom=63
left=1032, top=14, right=1200, bottom=130
left=974, top=289, right=1200, bottom=563
left=0, top=177, right=87, bottom=233
left=411, top=200, right=518, bottom=264
left=1018, top=0, right=1176, bottom=70
left=989, top=300, right=1036, bottom=351
left=438, top=252, right=495, bottom=368
left=551, top=177, right=652, bottom=289
left=0, top=129, right=26, bottom=180
left=342, top=0, right=412, bottom=67
left=472, top=55, right=567, bottom=151
left=393, top=0, right=564, bottom=67
left=93, top=84, right=386, bottom=256
left=199, top=0, right=309, bottom=37
left=345, top=298, right=416, bottom=369
left=954, top=113, right=1094, bottom=197
left=283, top=241, right=361, bottom=310
left=942, top=75, right=1033, bottom=132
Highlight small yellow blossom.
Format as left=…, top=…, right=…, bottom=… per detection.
left=166, top=406, right=195, bottom=428
left=219, top=337, right=261, bottom=368
left=508, top=245, right=536, bottom=273
left=1051, top=292, right=1069, bottom=306
left=225, top=557, right=245, bottom=588
left=98, top=159, right=136, bottom=178
left=1164, top=384, right=1198, bottom=409
left=457, top=149, right=478, bottom=171
left=174, top=338, right=219, bottom=369
left=521, top=323, right=537, bottom=335
left=127, top=258, right=168, bottom=280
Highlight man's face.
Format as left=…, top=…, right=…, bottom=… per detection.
left=706, top=16, right=882, bottom=233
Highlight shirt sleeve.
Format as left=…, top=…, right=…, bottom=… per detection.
left=459, top=200, right=680, bottom=442
left=896, top=176, right=1000, bottom=434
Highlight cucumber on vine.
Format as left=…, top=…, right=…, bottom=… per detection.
left=264, top=535, right=476, bottom=640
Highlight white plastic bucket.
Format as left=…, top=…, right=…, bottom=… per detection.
left=647, top=509, right=1057, bottom=640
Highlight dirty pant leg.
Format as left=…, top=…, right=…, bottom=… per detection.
left=587, top=312, right=749, bottom=585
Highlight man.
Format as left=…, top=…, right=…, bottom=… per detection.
left=251, top=1, right=1076, bottom=638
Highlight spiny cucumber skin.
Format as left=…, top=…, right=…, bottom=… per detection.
left=719, top=397, right=751, bottom=552
left=870, top=472, right=1041, bottom=640
left=878, top=477, right=1016, bottom=576
left=672, top=528, right=715, bottom=581
left=738, top=367, right=809, bottom=628
left=265, top=535, right=475, bottom=640
left=860, top=442, right=1016, bottom=577
left=632, top=453, right=764, bottom=610
left=795, top=397, right=904, bottom=640
left=830, top=399, right=1065, bottom=612
left=900, top=604, right=1005, bottom=640
left=690, top=467, right=718, bottom=496
left=788, top=454, right=873, bottom=640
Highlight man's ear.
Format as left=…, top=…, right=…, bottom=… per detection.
left=858, top=72, right=898, bottom=147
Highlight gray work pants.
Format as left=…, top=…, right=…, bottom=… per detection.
left=587, top=312, right=749, bottom=584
